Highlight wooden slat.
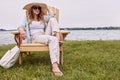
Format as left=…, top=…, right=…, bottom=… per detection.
left=20, top=43, right=63, bottom=51
left=11, top=31, right=69, bottom=35
left=20, top=43, right=48, bottom=51
left=20, top=46, right=49, bottom=51
left=20, top=46, right=63, bottom=51
left=21, top=43, right=47, bottom=47
left=11, top=31, right=19, bottom=35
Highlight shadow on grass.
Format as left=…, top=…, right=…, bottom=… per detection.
left=19, top=51, right=51, bottom=66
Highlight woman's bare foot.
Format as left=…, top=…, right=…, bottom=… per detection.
left=52, top=62, right=63, bottom=76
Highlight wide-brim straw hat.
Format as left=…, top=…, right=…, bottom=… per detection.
left=23, top=2, right=48, bottom=15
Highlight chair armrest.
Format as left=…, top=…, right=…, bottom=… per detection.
left=11, top=31, right=20, bottom=35
left=11, top=31, right=22, bottom=47
left=11, top=31, right=69, bottom=47
left=60, top=31, right=70, bottom=40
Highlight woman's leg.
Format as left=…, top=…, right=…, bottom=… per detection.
left=45, top=18, right=62, bottom=42
left=47, top=36, right=63, bottom=76
left=33, top=35, right=60, bottom=64
left=32, top=35, right=63, bottom=76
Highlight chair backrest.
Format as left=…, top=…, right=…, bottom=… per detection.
left=47, top=6, right=59, bottom=22
left=24, top=5, right=60, bottom=43
left=25, top=5, right=59, bottom=23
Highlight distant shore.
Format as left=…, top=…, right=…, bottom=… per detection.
left=0, top=29, right=17, bottom=31
left=60, top=27, right=120, bottom=30
left=0, top=26, right=120, bottom=31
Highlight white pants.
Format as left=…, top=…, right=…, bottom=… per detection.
left=45, top=17, right=60, bottom=35
left=32, top=18, right=60, bottom=64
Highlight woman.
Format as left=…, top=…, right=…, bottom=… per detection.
left=18, top=3, right=63, bottom=76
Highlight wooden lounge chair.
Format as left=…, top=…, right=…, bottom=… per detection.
left=11, top=5, right=69, bottom=65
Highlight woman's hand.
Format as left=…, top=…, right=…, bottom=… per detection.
left=18, top=27, right=26, bottom=40
left=54, top=32, right=63, bottom=45
left=20, top=32, right=26, bottom=40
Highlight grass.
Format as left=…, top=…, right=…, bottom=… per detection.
left=0, top=40, right=120, bottom=80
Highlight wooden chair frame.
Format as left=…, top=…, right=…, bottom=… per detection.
left=11, top=6, right=69, bottom=65
left=11, top=31, right=69, bottom=65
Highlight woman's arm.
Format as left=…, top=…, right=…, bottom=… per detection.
left=18, top=27, right=26, bottom=40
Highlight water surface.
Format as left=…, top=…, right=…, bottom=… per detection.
left=0, top=30, right=120, bottom=45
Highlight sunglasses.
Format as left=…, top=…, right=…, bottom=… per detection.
left=32, top=6, right=41, bottom=10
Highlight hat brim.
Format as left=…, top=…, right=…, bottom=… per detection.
left=23, top=2, right=48, bottom=15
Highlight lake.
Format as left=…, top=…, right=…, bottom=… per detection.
left=66, top=30, right=120, bottom=40
left=0, top=30, right=120, bottom=45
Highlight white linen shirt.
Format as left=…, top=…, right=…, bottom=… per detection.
left=29, top=21, right=45, bottom=36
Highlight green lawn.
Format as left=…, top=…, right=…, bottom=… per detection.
left=0, top=40, right=120, bottom=80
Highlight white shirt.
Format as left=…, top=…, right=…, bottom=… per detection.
left=29, top=21, right=45, bottom=36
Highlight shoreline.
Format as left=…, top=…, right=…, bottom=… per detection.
left=1, top=26, right=120, bottom=31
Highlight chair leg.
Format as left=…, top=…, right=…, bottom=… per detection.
left=26, top=51, right=30, bottom=55
left=18, top=52, right=23, bottom=65
left=60, top=50, right=63, bottom=65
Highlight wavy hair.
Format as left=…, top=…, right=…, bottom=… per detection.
left=26, top=6, right=44, bottom=24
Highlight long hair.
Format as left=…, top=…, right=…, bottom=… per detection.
left=26, top=6, right=44, bottom=24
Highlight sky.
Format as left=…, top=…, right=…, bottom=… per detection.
left=0, top=0, right=120, bottom=30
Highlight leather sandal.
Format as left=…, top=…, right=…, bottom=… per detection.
left=52, top=71, right=63, bottom=77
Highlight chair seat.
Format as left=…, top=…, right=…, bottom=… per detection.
left=20, top=43, right=49, bottom=51
left=21, top=43, right=48, bottom=47
left=20, top=43, right=63, bottom=51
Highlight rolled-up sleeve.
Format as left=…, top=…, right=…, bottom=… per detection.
left=18, top=17, right=26, bottom=30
